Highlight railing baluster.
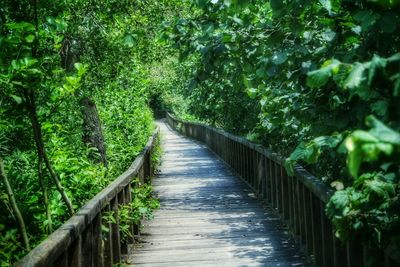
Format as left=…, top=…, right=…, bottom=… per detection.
left=297, top=179, right=305, bottom=244
left=268, top=159, right=273, bottom=206
left=252, top=149, right=257, bottom=189
left=292, top=174, right=299, bottom=235
left=270, top=160, right=276, bottom=209
left=265, top=156, right=271, bottom=203
left=118, top=189, right=128, bottom=255
left=256, top=151, right=263, bottom=196
left=244, top=146, right=248, bottom=181
left=287, top=173, right=294, bottom=229
left=241, top=144, right=244, bottom=178
left=281, top=167, right=289, bottom=221
left=346, top=238, right=363, bottom=266
left=275, top=161, right=282, bottom=213
left=322, top=211, right=335, bottom=267
left=311, top=195, right=324, bottom=266
left=302, top=185, right=314, bottom=256
left=103, top=204, right=113, bottom=267
left=68, top=236, right=82, bottom=267
left=54, top=251, right=68, bottom=267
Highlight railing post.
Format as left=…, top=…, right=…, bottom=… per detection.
left=111, top=196, right=121, bottom=264
left=82, top=225, right=93, bottom=267
left=125, top=183, right=135, bottom=245
left=93, top=213, right=103, bottom=267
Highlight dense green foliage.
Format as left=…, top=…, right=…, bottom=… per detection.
left=0, top=0, right=186, bottom=265
left=166, top=0, right=400, bottom=261
left=1, top=0, right=399, bottom=264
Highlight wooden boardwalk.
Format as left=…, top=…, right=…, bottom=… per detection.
left=128, top=122, right=308, bottom=266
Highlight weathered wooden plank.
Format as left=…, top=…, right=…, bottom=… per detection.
left=131, top=260, right=306, bottom=267
left=134, top=236, right=295, bottom=251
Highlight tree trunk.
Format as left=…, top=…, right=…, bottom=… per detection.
left=58, top=27, right=107, bottom=166
left=24, top=91, right=75, bottom=216
left=38, top=155, right=53, bottom=233
left=80, top=96, right=108, bottom=166
left=0, top=157, right=31, bottom=251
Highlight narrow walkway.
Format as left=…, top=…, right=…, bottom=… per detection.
left=129, top=122, right=308, bottom=266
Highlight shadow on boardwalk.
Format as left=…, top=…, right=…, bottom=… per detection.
left=128, top=121, right=309, bottom=267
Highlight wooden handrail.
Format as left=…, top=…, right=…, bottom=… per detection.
left=166, top=112, right=399, bottom=267
left=16, top=127, right=160, bottom=267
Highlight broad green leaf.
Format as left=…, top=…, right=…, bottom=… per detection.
left=246, top=88, right=257, bottom=98
left=313, top=135, right=342, bottom=148
left=368, top=55, right=387, bottom=85
left=74, top=62, right=88, bottom=76
left=6, top=22, right=35, bottom=31
left=21, top=57, right=38, bottom=68
left=123, top=34, right=136, bottom=48
left=10, top=95, right=22, bottom=104
left=319, top=0, right=339, bottom=15
left=322, top=29, right=336, bottom=42
left=344, top=63, right=366, bottom=89
left=365, top=179, right=394, bottom=198
left=272, top=51, right=287, bottom=65
left=329, top=190, right=350, bottom=211
left=224, top=0, right=232, bottom=6
left=371, top=100, right=389, bottom=116
left=25, top=34, right=35, bottom=43
left=387, top=53, right=400, bottom=62
left=319, top=0, right=332, bottom=14
left=307, top=60, right=340, bottom=88
left=345, top=135, right=364, bottom=178
left=366, top=115, right=400, bottom=145
left=361, top=143, right=391, bottom=161
left=351, top=130, right=378, bottom=143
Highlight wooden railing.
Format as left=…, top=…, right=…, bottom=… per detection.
left=16, top=127, right=160, bottom=267
left=166, top=113, right=399, bottom=267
